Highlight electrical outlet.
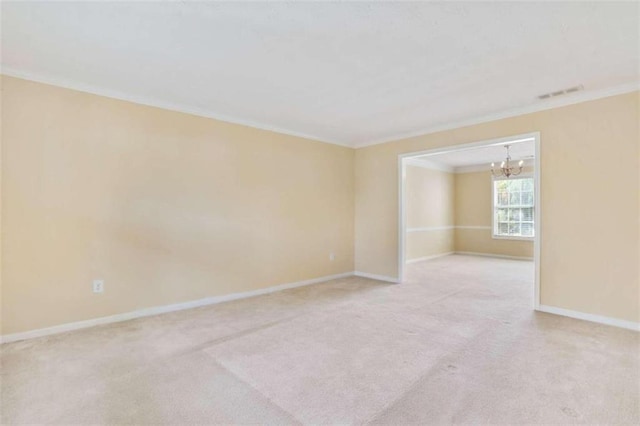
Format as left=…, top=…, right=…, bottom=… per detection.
left=92, top=279, right=104, bottom=293
left=329, top=252, right=335, bottom=261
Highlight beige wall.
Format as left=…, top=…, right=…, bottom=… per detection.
left=404, top=165, right=454, bottom=260
left=454, top=169, right=534, bottom=258
left=1, top=75, right=638, bottom=334
left=356, top=91, right=639, bottom=323
left=1, top=76, right=355, bottom=334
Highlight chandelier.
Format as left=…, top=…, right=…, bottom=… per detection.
left=491, top=145, right=523, bottom=178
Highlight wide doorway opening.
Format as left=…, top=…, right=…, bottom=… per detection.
left=398, top=133, right=540, bottom=309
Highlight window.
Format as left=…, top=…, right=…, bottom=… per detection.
left=493, top=177, right=534, bottom=239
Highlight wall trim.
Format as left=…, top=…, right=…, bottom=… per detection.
left=0, top=271, right=354, bottom=344
left=454, top=225, right=492, bottom=230
left=454, top=251, right=534, bottom=261
left=405, top=252, right=454, bottom=264
left=537, top=305, right=640, bottom=332
left=354, top=271, right=399, bottom=284
left=406, top=225, right=497, bottom=232
left=5, top=69, right=637, bottom=151
left=406, top=225, right=455, bottom=233
left=406, top=158, right=534, bottom=175
left=1, top=68, right=350, bottom=148
left=356, top=82, right=640, bottom=148
left=404, top=157, right=455, bottom=173
left=454, top=159, right=534, bottom=174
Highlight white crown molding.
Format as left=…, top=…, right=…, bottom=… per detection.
left=4, top=68, right=638, bottom=151
left=0, top=271, right=354, bottom=344
left=453, top=164, right=491, bottom=174
left=0, top=67, right=352, bottom=148
left=406, top=157, right=534, bottom=174
left=405, top=157, right=454, bottom=173
left=354, top=82, right=640, bottom=148
left=537, top=305, right=640, bottom=332
left=454, top=158, right=535, bottom=174
left=354, top=271, right=399, bottom=284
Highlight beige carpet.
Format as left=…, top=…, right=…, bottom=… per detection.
left=2, top=255, right=638, bottom=424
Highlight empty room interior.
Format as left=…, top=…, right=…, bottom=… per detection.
left=402, top=139, right=537, bottom=262
left=0, top=2, right=639, bottom=425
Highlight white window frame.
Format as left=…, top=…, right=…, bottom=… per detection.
left=492, top=174, right=535, bottom=241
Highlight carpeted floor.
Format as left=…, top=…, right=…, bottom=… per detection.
left=1, top=255, right=638, bottom=424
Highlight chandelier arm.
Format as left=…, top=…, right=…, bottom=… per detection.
left=490, top=145, right=525, bottom=179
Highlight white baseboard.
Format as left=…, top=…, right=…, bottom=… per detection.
left=454, top=251, right=534, bottom=261
left=0, top=271, right=355, bottom=344
left=405, top=252, right=454, bottom=264
left=537, top=305, right=640, bottom=332
left=354, top=271, right=399, bottom=284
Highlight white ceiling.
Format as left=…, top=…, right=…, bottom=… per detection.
left=2, top=2, right=638, bottom=147
left=413, top=139, right=535, bottom=169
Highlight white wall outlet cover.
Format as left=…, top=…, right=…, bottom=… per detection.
left=329, top=252, right=335, bottom=261
left=92, top=280, right=104, bottom=293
